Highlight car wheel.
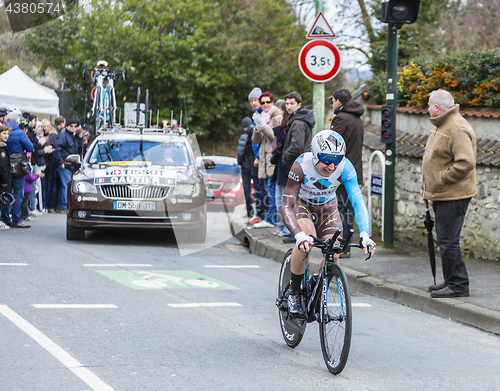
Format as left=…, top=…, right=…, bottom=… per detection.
left=66, top=222, right=85, bottom=240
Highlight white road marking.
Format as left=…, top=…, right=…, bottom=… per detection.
left=0, top=263, right=27, bottom=266
left=83, top=264, right=153, bottom=267
left=33, top=304, right=118, bottom=309
left=352, top=303, right=372, bottom=307
left=168, top=303, right=242, bottom=308
left=204, top=265, right=260, bottom=268
left=0, top=305, right=116, bottom=391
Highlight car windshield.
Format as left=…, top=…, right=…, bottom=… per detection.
left=211, top=160, right=241, bottom=175
left=88, top=140, right=190, bottom=166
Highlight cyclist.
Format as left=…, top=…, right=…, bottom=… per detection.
left=281, top=129, right=376, bottom=317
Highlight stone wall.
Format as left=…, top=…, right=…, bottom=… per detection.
left=361, top=108, right=500, bottom=261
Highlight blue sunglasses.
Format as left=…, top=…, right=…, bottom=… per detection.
left=317, top=153, right=344, bottom=165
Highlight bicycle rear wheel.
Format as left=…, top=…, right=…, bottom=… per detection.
left=319, top=263, right=352, bottom=375
left=277, top=249, right=306, bottom=348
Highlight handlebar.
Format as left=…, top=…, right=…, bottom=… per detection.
left=308, top=229, right=373, bottom=261
left=82, top=67, right=125, bottom=81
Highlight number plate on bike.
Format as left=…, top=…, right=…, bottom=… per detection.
left=113, top=201, right=156, bottom=211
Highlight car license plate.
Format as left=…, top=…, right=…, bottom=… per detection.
left=113, top=201, right=156, bottom=211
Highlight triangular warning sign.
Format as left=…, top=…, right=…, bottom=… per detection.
left=306, top=12, right=336, bottom=39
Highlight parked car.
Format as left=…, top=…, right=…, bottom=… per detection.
left=65, top=127, right=215, bottom=242
left=201, top=156, right=243, bottom=211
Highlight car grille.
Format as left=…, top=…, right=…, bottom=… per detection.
left=207, top=182, right=223, bottom=191
left=100, top=185, right=171, bottom=200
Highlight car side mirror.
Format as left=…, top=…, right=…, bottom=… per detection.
left=65, top=154, right=82, bottom=168
left=198, top=158, right=216, bottom=170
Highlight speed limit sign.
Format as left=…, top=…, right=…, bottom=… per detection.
left=298, top=40, right=341, bottom=82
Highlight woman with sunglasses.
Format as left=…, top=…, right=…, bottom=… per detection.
left=281, top=130, right=376, bottom=318
left=251, top=92, right=281, bottom=228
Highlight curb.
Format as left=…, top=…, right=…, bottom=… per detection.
left=232, top=219, right=500, bottom=335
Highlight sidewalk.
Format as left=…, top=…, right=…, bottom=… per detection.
left=230, top=206, right=500, bottom=335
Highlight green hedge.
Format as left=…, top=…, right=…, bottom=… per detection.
left=368, top=49, right=500, bottom=108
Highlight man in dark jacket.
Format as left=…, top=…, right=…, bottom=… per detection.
left=237, top=117, right=264, bottom=221
left=1, top=112, right=33, bottom=228
left=53, top=119, right=79, bottom=213
left=330, top=88, right=365, bottom=257
left=282, top=91, right=316, bottom=168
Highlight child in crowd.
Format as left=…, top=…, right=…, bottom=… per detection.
left=21, top=155, right=44, bottom=221
left=0, top=125, right=11, bottom=229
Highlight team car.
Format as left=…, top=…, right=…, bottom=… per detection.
left=202, top=156, right=243, bottom=211
left=64, top=127, right=215, bottom=242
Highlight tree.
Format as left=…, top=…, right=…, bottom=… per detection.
left=26, top=0, right=312, bottom=137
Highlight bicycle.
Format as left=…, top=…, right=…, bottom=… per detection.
left=83, top=61, right=125, bottom=135
left=275, top=228, right=373, bottom=375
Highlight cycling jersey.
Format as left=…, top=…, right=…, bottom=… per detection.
left=281, top=152, right=369, bottom=237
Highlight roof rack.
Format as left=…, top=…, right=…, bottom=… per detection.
left=98, top=125, right=188, bottom=136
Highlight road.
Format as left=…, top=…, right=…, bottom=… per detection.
left=1, top=211, right=499, bottom=391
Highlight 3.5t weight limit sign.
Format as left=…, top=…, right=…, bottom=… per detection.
left=298, top=40, right=341, bottom=82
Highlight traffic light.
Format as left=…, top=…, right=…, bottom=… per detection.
left=381, top=1, right=420, bottom=26
left=380, top=105, right=394, bottom=144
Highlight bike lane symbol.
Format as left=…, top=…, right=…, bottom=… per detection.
left=96, top=270, right=238, bottom=290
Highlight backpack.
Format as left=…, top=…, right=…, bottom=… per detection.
left=236, top=133, right=248, bottom=165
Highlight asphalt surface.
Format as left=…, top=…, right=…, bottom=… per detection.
left=231, top=206, right=500, bottom=335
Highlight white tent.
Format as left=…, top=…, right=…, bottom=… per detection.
left=0, top=66, right=59, bottom=116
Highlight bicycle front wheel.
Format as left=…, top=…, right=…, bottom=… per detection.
left=319, top=263, right=352, bottom=375
left=278, top=249, right=306, bottom=348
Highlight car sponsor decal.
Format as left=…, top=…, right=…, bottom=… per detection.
left=94, top=167, right=176, bottom=185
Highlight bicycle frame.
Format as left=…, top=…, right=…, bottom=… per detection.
left=83, top=66, right=124, bottom=136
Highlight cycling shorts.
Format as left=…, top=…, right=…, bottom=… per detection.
left=295, top=198, right=342, bottom=238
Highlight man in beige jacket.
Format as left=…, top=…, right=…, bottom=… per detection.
left=422, top=89, right=476, bottom=298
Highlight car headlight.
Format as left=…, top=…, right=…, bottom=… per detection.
left=72, top=180, right=98, bottom=195
left=223, top=183, right=241, bottom=192
left=173, top=183, right=200, bottom=197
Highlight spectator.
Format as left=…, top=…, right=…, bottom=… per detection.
left=75, top=126, right=84, bottom=155
left=40, top=120, right=58, bottom=212
left=422, top=90, right=476, bottom=298
left=282, top=91, right=315, bottom=168
left=1, top=111, right=33, bottom=228
left=21, top=114, right=52, bottom=216
left=21, top=169, right=44, bottom=221
left=281, top=92, right=315, bottom=243
left=252, top=91, right=279, bottom=228
left=247, top=87, right=267, bottom=224
left=0, top=108, right=8, bottom=125
left=54, top=116, right=66, bottom=134
left=237, top=117, right=264, bottom=221
left=329, top=88, right=365, bottom=257
left=53, top=119, right=79, bottom=213
left=270, top=100, right=291, bottom=237
left=0, top=125, right=11, bottom=230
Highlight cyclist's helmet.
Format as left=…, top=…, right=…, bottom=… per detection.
left=0, top=192, right=15, bottom=208
left=311, top=130, right=346, bottom=166
left=96, top=60, right=108, bottom=68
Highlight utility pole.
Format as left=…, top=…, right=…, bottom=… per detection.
left=380, top=0, right=420, bottom=248
left=312, top=0, right=325, bottom=135
left=383, top=23, right=398, bottom=248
